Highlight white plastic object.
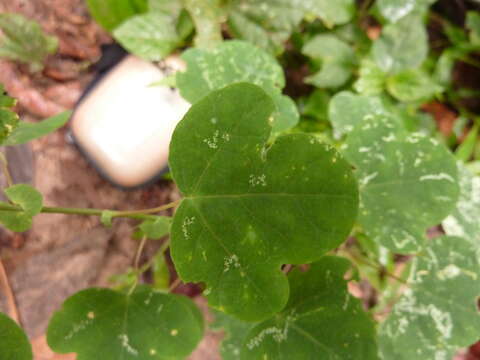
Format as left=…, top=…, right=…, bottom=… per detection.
left=70, top=55, right=190, bottom=188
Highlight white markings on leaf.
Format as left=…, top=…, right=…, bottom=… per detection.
left=182, top=217, right=195, bottom=239
left=204, top=130, right=220, bottom=149
left=224, top=254, right=240, bottom=272
left=420, top=173, right=455, bottom=183
left=64, top=318, right=93, bottom=340
left=436, top=264, right=461, bottom=280
left=170, top=329, right=178, bottom=336
left=118, top=334, right=139, bottom=356
left=249, top=174, right=267, bottom=187
left=360, top=172, right=378, bottom=187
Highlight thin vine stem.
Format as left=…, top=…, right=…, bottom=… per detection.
left=0, top=260, right=20, bottom=324
left=0, top=200, right=181, bottom=221
left=0, top=152, right=13, bottom=188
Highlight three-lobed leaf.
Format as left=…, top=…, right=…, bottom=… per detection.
left=176, top=40, right=299, bottom=134
left=378, top=236, right=480, bottom=359
left=0, top=312, right=32, bottom=360
left=343, top=115, right=459, bottom=253
left=169, top=83, right=358, bottom=321
left=47, top=286, right=204, bottom=360
left=0, top=184, right=43, bottom=232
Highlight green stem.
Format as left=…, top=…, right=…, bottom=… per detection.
left=0, top=152, right=13, bottom=188
left=0, top=200, right=181, bottom=221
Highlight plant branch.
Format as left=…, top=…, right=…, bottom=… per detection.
left=0, top=260, right=20, bottom=324
left=0, top=200, right=181, bottom=221
left=0, top=152, right=13, bottom=188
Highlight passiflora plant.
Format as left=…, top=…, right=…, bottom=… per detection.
left=1, top=0, right=480, bottom=359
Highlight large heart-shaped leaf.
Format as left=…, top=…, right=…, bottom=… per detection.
left=176, top=40, right=299, bottom=134
left=47, top=287, right=204, bottom=359
left=0, top=312, right=32, bottom=360
left=0, top=184, right=43, bottom=232
left=343, top=115, right=459, bottom=253
left=378, top=236, right=480, bottom=359
left=240, top=257, right=378, bottom=359
left=443, top=163, right=480, bottom=246
left=169, top=83, right=358, bottom=321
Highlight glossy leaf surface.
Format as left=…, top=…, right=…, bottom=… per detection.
left=47, top=287, right=204, bottom=360
left=176, top=40, right=298, bottom=133
left=169, top=83, right=358, bottom=320
left=379, top=236, right=480, bottom=359
left=344, top=115, right=459, bottom=253
left=0, top=312, right=32, bottom=360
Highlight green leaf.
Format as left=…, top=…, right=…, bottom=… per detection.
left=4, top=111, right=70, bottom=146
left=0, top=312, right=33, bottom=360
left=148, top=0, right=182, bottom=14
left=344, top=115, right=459, bottom=253
left=442, top=163, right=480, bottom=245
left=466, top=11, right=480, bottom=45
left=47, top=287, right=204, bottom=359
left=386, top=69, right=443, bottom=102
left=212, top=311, right=255, bottom=360
left=0, top=13, right=58, bottom=72
left=328, top=91, right=389, bottom=139
left=182, top=0, right=223, bottom=48
left=176, top=40, right=299, bottom=134
left=302, top=34, right=357, bottom=88
left=353, top=59, right=387, bottom=95
left=455, top=124, right=479, bottom=162
left=169, top=83, right=359, bottom=321
left=434, top=50, right=456, bottom=87
left=152, top=252, right=170, bottom=290
left=372, top=14, right=428, bottom=74
left=227, top=0, right=304, bottom=54
left=113, top=13, right=180, bottom=61
left=242, top=257, right=378, bottom=359
left=86, top=0, right=148, bottom=31
left=139, top=216, right=171, bottom=239
left=378, top=236, right=480, bottom=359
left=0, top=184, right=43, bottom=232
left=0, top=85, right=19, bottom=145
left=377, top=0, right=436, bottom=23
left=100, top=211, right=114, bottom=228
left=301, top=0, right=355, bottom=27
